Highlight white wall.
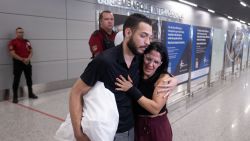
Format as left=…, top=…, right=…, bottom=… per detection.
left=0, top=0, right=95, bottom=89
left=0, top=0, right=249, bottom=91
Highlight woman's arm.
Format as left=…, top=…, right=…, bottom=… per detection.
left=115, top=75, right=171, bottom=115
left=137, top=87, right=169, bottom=115
left=137, top=75, right=170, bottom=115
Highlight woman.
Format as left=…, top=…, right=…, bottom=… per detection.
left=115, top=42, right=173, bottom=141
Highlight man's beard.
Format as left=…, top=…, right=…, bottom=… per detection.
left=127, top=37, right=141, bottom=55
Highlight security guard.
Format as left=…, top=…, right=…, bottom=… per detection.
left=89, top=10, right=117, bottom=58
left=9, top=27, right=38, bottom=103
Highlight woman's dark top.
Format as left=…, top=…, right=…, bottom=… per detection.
left=134, top=73, right=167, bottom=115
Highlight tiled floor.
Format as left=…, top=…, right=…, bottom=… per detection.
left=168, top=69, right=250, bottom=141
left=0, top=89, right=70, bottom=141
left=0, top=69, right=250, bottom=141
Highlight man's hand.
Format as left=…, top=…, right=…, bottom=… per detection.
left=23, top=58, right=30, bottom=65
left=75, top=131, right=90, bottom=141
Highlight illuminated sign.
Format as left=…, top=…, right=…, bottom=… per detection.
left=97, top=0, right=183, bottom=21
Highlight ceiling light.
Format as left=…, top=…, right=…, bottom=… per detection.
left=240, top=1, right=247, bottom=7
left=248, top=23, right=250, bottom=26
left=179, top=0, right=198, bottom=7
left=240, top=20, right=246, bottom=24
left=208, top=9, right=215, bottom=13
left=227, top=16, right=233, bottom=19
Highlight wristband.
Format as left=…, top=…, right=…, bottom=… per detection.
left=127, top=86, right=143, bottom=101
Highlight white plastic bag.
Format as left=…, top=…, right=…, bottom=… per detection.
left=55, top=114, right=76, bottom=141
left=55, top=81, right=119, bottom=141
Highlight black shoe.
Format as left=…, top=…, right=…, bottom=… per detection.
left=29, top=94, right=38, bottom=99
left=13, top=98, right=18, bottom=103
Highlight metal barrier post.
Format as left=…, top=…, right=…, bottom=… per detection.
left=207, top=28, right=214, bottom=87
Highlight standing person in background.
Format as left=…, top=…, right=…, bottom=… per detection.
left=89, top=10, right=117, bottom=58
left=8, top=27, right=38, bottom=103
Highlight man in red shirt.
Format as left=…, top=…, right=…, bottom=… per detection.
left=89, top=10, right=117, bottom=58
left=9, top=27, right=38, bottom=103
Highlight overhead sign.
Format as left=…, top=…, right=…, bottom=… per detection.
left=97, top=0, right=183, bottom=21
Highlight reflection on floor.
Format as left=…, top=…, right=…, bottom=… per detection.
left=0, top=69, right=250, bottom=141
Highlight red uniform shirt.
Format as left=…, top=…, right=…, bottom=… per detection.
left=8, top=38, right=32, bottom=58
left=88, top=28, right=116, bottom=58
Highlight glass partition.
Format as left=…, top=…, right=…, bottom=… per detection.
left=210, top=28, right=226, bottom=82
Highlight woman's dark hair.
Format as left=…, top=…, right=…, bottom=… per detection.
left=142, top=42, right=169, bottom=76
left=123, top=13, right=152, bottom=37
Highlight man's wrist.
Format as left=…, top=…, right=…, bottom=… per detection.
left=74, top=126, right=83, bottom=137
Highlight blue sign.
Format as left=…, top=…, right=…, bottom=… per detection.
left=163, top=21, right=191, bottom=83
left=191, top=26, right=212, bottom=79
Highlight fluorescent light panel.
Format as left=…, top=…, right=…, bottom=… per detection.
left=208, top=9, right=215, bottom=13
left=179, top=0, right=198, bottom=7
left=178, top=0, right=249, bottom=25
left=240, top=1, right=247, bottom=7
left=240, top=20, right=246, bottom=24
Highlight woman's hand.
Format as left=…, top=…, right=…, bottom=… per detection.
left=155, top=74, right=178, bottom=97
left=115, top=75, right=133, bottom=92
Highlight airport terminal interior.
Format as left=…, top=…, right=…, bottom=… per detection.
left=1, top=0, right=250, bottom=141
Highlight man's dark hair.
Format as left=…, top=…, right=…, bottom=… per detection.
left=16, top=27, right=23, bottom=31
left=123, top=13, right=152, bottom=37
left=99, top=10, right=112, bottom=22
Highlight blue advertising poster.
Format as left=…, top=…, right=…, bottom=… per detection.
left=191, top=26, right=212, bottom=79
left=162, top=21, right=191, bottom=83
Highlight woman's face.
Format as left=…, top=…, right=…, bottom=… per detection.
left=143, top=50, right=162, bottom=79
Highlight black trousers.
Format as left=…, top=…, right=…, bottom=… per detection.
left=12, top=59, right=33, bottom=98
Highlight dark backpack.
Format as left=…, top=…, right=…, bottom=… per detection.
left=101, top=31, right=115, bottom=50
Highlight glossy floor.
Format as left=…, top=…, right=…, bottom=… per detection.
left=0, top=69, right=250, bottom=141
left=168, top=69, right=250, bottom=141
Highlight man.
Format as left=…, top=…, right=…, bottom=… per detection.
left=9, top=27, right=38, bottom=103
left=69, top=13, right=177, bottom=141
left=89, top=10, right=117, bottom=58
